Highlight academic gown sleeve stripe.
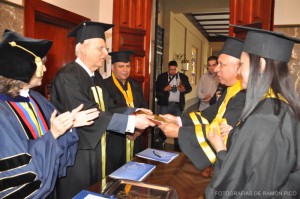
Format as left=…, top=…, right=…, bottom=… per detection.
left=178, top=126, right=213, bottom=170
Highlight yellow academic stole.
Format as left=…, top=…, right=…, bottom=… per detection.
left=112, top=73, right=135, bottom=162
left=91, top=85, right=107, bottom=186
left=263, top=88, right=288, bottom=103
left=189, top=79, right=243, bottom=164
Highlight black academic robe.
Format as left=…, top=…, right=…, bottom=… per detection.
left=0, top=91, right=78, bottom=199
left=178, top=89, right=246, bottom=170
left=51, top=62, right=134, bottom=198
left=205, top=99, right=300, bottom=199
left=104, top=76, right=147, bottom=174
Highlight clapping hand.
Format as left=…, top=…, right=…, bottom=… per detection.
left=71, top=104, right=100, bottom=127
left=50, top=110, right=74, bottom=139
left=50, top=104, right=100, bottom=139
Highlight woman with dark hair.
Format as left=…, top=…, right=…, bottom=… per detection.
left=205, top=26, right=300, bottom=198
left=0, top=29, right=99, bottom=198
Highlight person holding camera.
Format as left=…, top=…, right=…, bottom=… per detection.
left=155, top=60, right=192, bottom=150
left=156, top=60, right=192, bottom=116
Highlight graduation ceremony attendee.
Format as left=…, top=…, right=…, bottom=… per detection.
left=155, top=60, right=192, bottom=149
left=197, top=55, right=219, bottom=111
left=206, top=26, right=300, bottom=199
left=156, top=60, right=192, bottom=116
left=158, top=36, right=246, bottom=173
left=0, top=29, right=99, bottom=199
left=104, top=50, right=148, bottom=174
left=51, top=21, right=155, bottom=198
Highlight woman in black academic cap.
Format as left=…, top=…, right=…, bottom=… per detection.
left=0, top=29, right=99, bottom=198
left=205, top=27, right=300, bottom=198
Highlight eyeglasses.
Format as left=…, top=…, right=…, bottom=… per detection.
left=84, top=42, right=109, bottom=52
left=96, top=45, right=109, bottom=52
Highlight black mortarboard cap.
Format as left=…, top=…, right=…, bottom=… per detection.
left=68, top=21, right=114, bottom=44
left=109, top=51, right=134, bottom=64
left=234, top=25, right=300, bottom=62
left=0, top=29, right=52, bottom=83
left=220, top=35, right=244, bottom=59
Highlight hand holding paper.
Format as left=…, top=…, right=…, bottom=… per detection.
left=135, top=114, right=156, bottom=129
left=159, top=114, right=180, bottom=124
left=133, top=110, right=171, bottom=125
left=135, top=108, right=153, bottom=115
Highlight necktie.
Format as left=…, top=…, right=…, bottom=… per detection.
left=91, top=75, right=95, bottom=83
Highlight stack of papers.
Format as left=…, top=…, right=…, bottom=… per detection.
left=136, top=148, right=179, bottom=164
left=109, top=161, right=156, bottom=181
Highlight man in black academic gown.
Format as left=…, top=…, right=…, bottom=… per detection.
left=104, top=50, right=148, bottom=174
left=158, top=36, right=246, bottom=173
left=51, top=21, right=155, bottom=199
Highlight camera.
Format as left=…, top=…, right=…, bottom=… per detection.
left=216, top=85, right=225, bottom=100
left=216, top=86, right=224, bottom=94
left=170, top=85, right=177, bottom=92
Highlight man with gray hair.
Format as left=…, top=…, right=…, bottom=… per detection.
left=51, top=21, right=155, bottom=198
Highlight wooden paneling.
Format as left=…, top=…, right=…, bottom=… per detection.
left=119, top=0, right=132, bottom=27
left=119, top=27, right=146, bottom=54
left=229, top=0, right=274, bottom=38
left=24, top=0, right=88, bottom=96
left=113, top=0, right=152, bottom=103
left=113, top=0, right=152, bottom=148
left=134, top=0, right=147, bottom=29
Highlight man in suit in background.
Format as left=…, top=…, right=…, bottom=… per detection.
left=104, top=50, right=148, bottom=174
left=155, top=60, right=192, bottom=150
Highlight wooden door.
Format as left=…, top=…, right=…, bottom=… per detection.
left=24, top=0, right=89, bottom=97
left=229, top=0, right=274, bottom=38
left=112, top=0, right=152, bottom=103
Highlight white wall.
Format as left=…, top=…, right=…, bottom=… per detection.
left=274, top=0, right=300, bottom=25
left=98, top=0, right=113, bottom=77
left=41, top=0, right=113, bottom=77
left=42, top=0, right=100, bottom=21
left=167, top=13, right=210, bottom=108
left=5, top=0, right=22, bottom=5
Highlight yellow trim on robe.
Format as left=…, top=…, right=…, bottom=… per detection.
left=190, top=79, right=243, bottom=164
left=263, top=88, right=288, bottom=104
left=91, top=86, right=106, bottom=181
left=112, top=73, right=134, bottom=107
left=19, top=102, right=43, bottom=137
left=194, top=124, right=217, bottom=164
left=190, top=112, right=209, bottom=125
left=111, top=73, right=135, bottom=162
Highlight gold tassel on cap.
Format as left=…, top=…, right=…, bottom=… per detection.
left=9, top=41, right=44, bottom=78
